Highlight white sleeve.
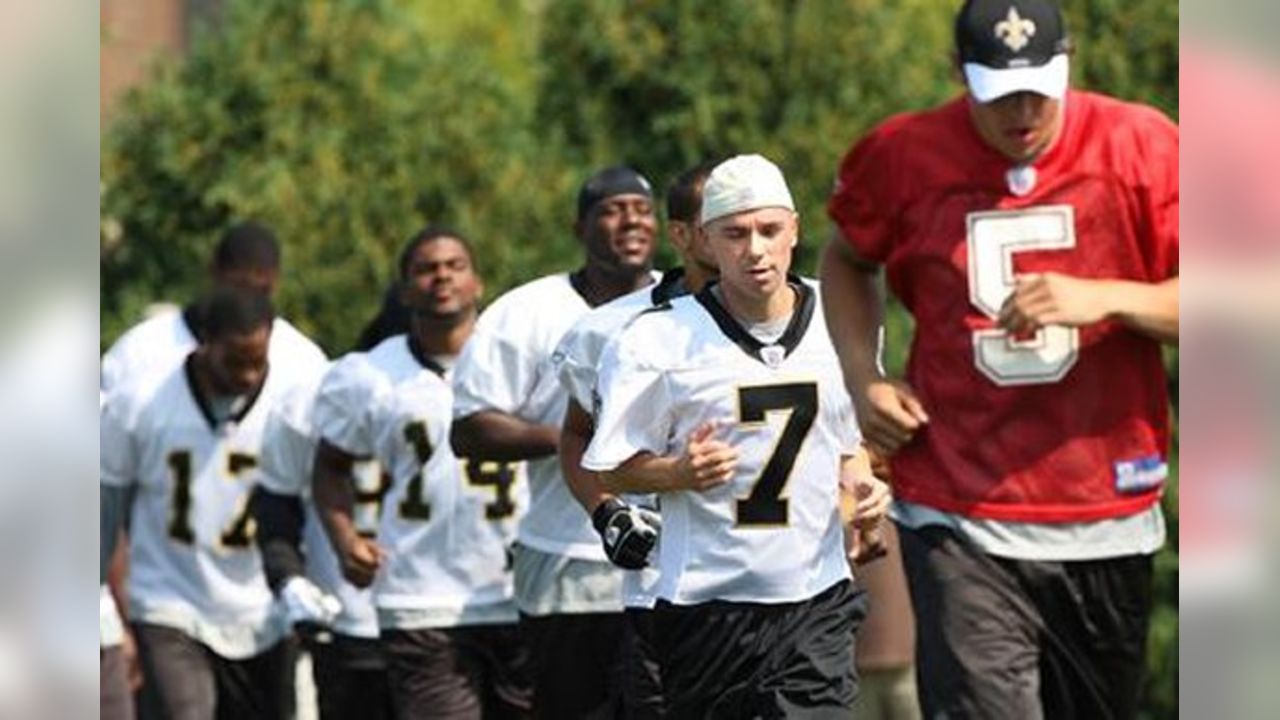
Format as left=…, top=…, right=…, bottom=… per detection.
left=258, top=403, right=316, bottom=496
left=451, top=303, right=539, bottom=419
left=581, top=338, right=673, bottom=471
left=312, top=356, right=380, bottom=455
left=99, top=331, right=137, bottom=393
left=552, top=325, right=596, bottom=412
left=100, top=390, right=139, bottom=488
left=835, top=387, right=863, bottom=456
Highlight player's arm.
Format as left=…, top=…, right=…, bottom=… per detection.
left=450, top=410, right=559, bottom=462
left=999, top=274, right=1178, bottom=344
left=559, top=399, right=612, bottom=513
left=561, top=400, right=663, bottom=569
left=819, top=234, right=928, bottom=456
left=598, top=421, right=737, bottom=495
left=249, top=487, right=307, bottom=590
left=312, top=439, right=384, bottom=588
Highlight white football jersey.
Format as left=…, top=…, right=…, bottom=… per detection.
left=101, top=306, right=328, bottom=393
left=315, top=335, right=524, bottom=628
left=453, top=272, right=655, bottom=560
left=551, top=269, right=687, bottom=607
left=257, top=374, right=381, bottom=639
left=584, top=282, right=859, bottom=605
left=101, top=357, right=290, bottom=659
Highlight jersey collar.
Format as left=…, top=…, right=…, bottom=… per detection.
left=650, top=267, right=688, bottom=305
left=694, top=277, right=815, bottom=367
left=182, top=352, right=268, bottom=430
left=406, top=334, right=448, bottom=378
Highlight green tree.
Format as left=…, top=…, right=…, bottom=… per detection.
left=101, top=0, right=575, bottom=353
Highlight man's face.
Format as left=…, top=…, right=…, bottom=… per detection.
left=703, top=207, right=797, bottom=303
left=400, top=237, right=483, bottom=320
left=214, top=266, right=279, bottom=297
left=967, top=90, right=1063, bottom=163
left=203, top=325, right=271, bottom=397
left=669, top=218, right=719, bottom=279
left=578, top=193, right=657, bottom=276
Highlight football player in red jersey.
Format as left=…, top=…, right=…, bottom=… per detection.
left=820, top=1, right=1177, bottom=717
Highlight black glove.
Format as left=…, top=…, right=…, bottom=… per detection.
left=591, top=498, right=661, bottom=570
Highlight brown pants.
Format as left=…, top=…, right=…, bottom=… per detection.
left=382, top=624, right=532, bottom=720
left=899, top=524, right=1154, bottom=720
left=133, top=622, right=294, bottom=720
left=100, top=645, right=135, bottom=720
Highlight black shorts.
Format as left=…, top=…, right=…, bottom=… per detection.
left=133, top=622, right=294, bottom=720
left=381, top=624, right=532, bottom=720
left=621, top=607, right=664, bottom=719
left=519, top=611, right=627, bottom=719
left=653, top=579, right=867, bottom=719
left=308, top=632, right=393, bottom=720
left=899, top=524, right=1155, bottom=720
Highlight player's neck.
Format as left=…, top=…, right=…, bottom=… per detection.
left=408, top=311, right=473, bottom=357
left=574, top=264, right=652, bottom=307
left=718, top=283, right=796, bottom=325
left=681, top=262, right=716, bottom=294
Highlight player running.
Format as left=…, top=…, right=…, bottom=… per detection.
left=450, top=167, right=659, bottom=717
left=552, top=159, right=720, bottom=718
left=821, top=1, right=1178, bottom=716
left=101, top=287, right=295, bottom=720
left=585, top=154, right=890, bottom=717
left=311, top=227, right=532, bottom=718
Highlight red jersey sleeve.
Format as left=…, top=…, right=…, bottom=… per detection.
left=1123, top=104, right=1180, bottom=280
left=827, top=124, right=899, bottom=263
left=1143, top=111, right=1179, bottom=279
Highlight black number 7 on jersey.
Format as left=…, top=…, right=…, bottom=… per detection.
left=734, top=383, right=818, bottom=527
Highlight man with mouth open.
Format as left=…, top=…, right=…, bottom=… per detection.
left=450, top=166, right=659, bottom=717
left=820, top=0, right=1178, bottom=717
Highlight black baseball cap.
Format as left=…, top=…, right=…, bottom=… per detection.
left=955, top=0, right=1071, bottom=102
left=576, top=166, right=653, bottom=220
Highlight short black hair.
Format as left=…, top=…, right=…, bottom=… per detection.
left=214, top=221, right=281, bottom=272
left=666, top=158, right=724, bottom=224
left=198, top=286, right=275, bottom=342
left=397, top=225, right=477, bottom=280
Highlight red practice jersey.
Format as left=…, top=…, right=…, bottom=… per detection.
left=828, top=90, right=1178, bottom=523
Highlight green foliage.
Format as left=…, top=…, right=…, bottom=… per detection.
left=102, top=0, right=573, bottom=352
left=102, top=1, right=1178, bottom=714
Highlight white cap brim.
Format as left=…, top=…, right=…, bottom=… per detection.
left=963, top=54, right=1069, bottom=103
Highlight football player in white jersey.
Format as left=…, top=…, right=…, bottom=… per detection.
left=251, top=373, right=393, bottom=720
left=100, top=287, right=295, bottom=720
left=312, top=227, right=532, bottom=718
left=451, top=166, right=659, bottom=717
left=552, top=159, right=720, bottom=718
left=583, top=155, right=891, bottom=717
left=100, top=220, right=327, bottom=394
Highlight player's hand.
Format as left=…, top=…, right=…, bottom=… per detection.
left=998, top=272, right=1110, bottom=334
left=336, top=534, right=385, bottom=588
left=841, top=472, right=891, bottom=564
left=281, top=576, right=343, bottom=631
left=592, top=498, right=661, bottom=570
left=673, top=421, right=737, bottom=491
left=121, top=626, right=143, bottom=692
left=856, top=379, right=929, bottom=456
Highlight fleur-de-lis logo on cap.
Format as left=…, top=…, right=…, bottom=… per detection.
left=994, top=6, right=1036, bottom=52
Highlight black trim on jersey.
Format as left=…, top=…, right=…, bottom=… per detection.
left=568, top=269, right=594, bottom=306
left=182, top=352, right=268, bottom=430
left=694, top=278, right=815, bottom=366
left=650, top=267, right=688, bottom=305
left=406, top=334, right=448, bottom=378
